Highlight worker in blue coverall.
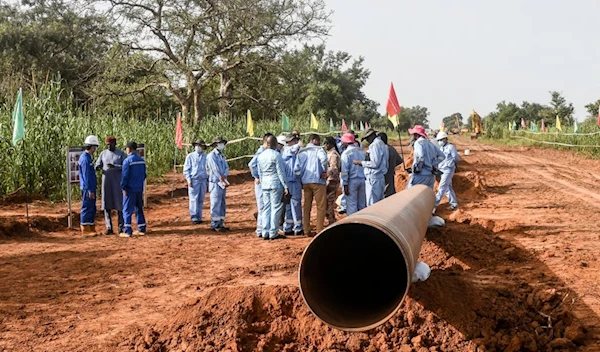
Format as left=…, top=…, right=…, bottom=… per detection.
left=183, top=139, right=208, bottom=224
left=207, top=136, right=230, bottom=232
left=249, top=133, right=273, bottom=237
left=281, top=133, right=303, bottom=236
left=119, top=141, right=147, bottom=237
left=355, top=128, right=388, bottom=206
left=340, top=133, right=366, bottom=215
left=257, top=135, right=289, bottom=240
left=407, top=125, right=445, bottom=189
left=434, top=131, right=460, bottom=211
left=79, top=135, right=99, bottom=234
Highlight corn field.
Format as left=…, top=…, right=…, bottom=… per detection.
left=1, top=81, right=387, bottom=200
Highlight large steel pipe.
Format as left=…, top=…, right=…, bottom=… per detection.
left=298, top=185, right=435, bottom=331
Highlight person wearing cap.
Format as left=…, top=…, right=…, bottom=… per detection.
left=336, top=129, right=360, bottom=215
left=248, top=133, right=273, bottom=237
left=354, top=128, right=388, bottom=206
left=377, top=132, right=404, bottom=198
left=281, top=133, right=303, bottom=236
left=79, top=135, right=99, bottom=233
left=184, top=139, right=209, bottom=225
left=257, top=135, right=289, bottom=240
left=119, top=141, right=147, bottom=237
left=95, top=136, right=127, bottom=235
left=294, top=134, right=328, bottom=235
left=434, top=132, right=460, bottom=211
left=407, top=125, right=445, bottom=189
left=207, top=136, right=230, bottom=232
left=340, top=133, right=366, bottom=215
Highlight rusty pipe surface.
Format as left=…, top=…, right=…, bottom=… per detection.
left=298, top=185, right=435, bottom=331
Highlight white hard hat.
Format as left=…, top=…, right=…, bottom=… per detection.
left=277, top=135, right=287, bottom=145
left=436, top=132, right=448, bottom=140
left=84, top=135, right=100, bottom=146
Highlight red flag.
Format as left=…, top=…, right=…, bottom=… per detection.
left=386, top=82, right=401, bottom=116
left=597, top=109, right=600, bottom=127
left=341, top=119, right=348, bottom=132
left=175, top=113, right=183, bottom=149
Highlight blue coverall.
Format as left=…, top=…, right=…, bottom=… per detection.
left=282, top=144, right=302, bottom=234
left=407, top=136, right=445, bottom=189
left=341, top=145, right=366, bottom=215
left=183, top=150, right=208, bottom=222
left=362, top=137, right=389, bottom=206
left=79, top=151, right=97, bottom=226
left=207, top=149, right=229, bottom=229
left=257, top=149, right=288, bottom=239
left=435, top=142, right=460, bottom=208
left=121, top=152, right=147, bottom=234
left=249, top=146, right=266, bottom=236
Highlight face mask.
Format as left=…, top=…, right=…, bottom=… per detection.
left=216, top=143, right=225, bottom=151
left=438, top=140, right=446, bottom=147
left=195, top=146, right=203, bottom=153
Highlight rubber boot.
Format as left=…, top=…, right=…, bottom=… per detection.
left=80, top=225, right=87, bottom=233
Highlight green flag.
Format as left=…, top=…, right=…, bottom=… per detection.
left=574, top=120, right=579, bottom=134
left=281, top=112, right=290, bottom=131
left=12, top=88, right=24, bottom=146
left=329, top=118, right=334, bottom=132
left=512, top=121, right=517, bottom=130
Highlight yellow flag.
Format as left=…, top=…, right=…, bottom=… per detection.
left=246, top=109, right=254, bottom=136
left=388, top=114, right=399, bottom=128
left=310, top=113, right=319, bottom=130
left=556, top=115, right=562, bottom=131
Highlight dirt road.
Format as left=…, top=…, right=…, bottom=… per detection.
left=0, top=138, right=599, bottom=351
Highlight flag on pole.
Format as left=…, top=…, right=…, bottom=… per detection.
left=12, top=88, right=24, bottom=146
left=386, top=82, right=401, bottom=128
left=440, top=121, right=445, bottom=132
left=310, top=113, right=319, bottom=130
left=360, top=121, right=365, bottom=131
left=282, top=112, right=290, bottom=131
left=556, top=115, right=562, bottom=131
left=508, top=121, right=511, bottom=130
left=521, top=118, right=526, bottom=128
left=246, top=109, right=254, bottom=136
left=365, top=122, right=370, bottom=129
left=574, top=120, right=579, bottom=134
left=597, top=109, right=600, bottom=127
left=175, top=112, right=183, bottom=149
left=512, top=121, right=517, bottom=130
left=341, top=119, right=348, bottom=132
left=541, top=119, right=546, bottom=132
left=351, top=121, right=355, bottom=130
left=329, top=118, right=334, bottom=132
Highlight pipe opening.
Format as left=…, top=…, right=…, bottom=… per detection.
left=299, top=223, right=409, bottom=330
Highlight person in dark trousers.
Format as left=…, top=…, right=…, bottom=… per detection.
left=79, top=135, right=99, bottom=234
left=96, top=136, right=127, bottom=234
left=377, top=132, right=403, bottom=198
left=119, top=141, right=147, bottom=238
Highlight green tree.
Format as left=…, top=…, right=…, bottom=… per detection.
left=442, top=113, right=463, bottom=129
left=549, top=91, right=575, bottom=126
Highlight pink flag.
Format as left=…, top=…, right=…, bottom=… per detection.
left=175, top=113, right=183, bottom=149
left=521, top=118, right=526, bottom=128
left=541, top=119, right=546, bottom=132
left=341, top=119, right=348, bottom=132
left=365, top=122, right=370, bottom=129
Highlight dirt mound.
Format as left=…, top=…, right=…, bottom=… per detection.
left=30, top=216, right=67, bottom=232
left=0, top=220, right=29, bottom=238
left=119, top=285, right=477, bottom=352
left=453, top=171, right=487, bottom=201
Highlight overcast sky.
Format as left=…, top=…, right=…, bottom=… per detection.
left=323, top=0, right=600, bottom=127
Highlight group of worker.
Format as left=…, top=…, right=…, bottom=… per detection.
left=78, top=135, right=146, bottom=237
left=79, top=123, right=460, bottom=238
left=240, top=124, right=460, bottom=240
